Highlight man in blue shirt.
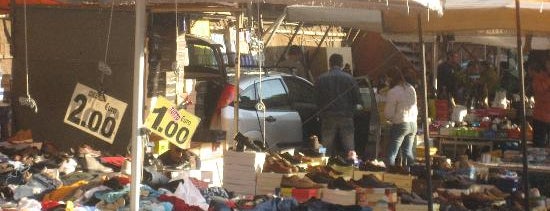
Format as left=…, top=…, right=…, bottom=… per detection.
left=315, top=54, right=363, bottom=161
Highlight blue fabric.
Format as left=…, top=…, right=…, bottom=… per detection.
left=94, top=185, right=130, bottom=203
left=386, top=122, right=417, bottom=166
left=242, top=197, right=298, bottom=211
left=294, top=198, right=371, bottom=211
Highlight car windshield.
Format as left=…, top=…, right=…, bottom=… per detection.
left=186, top=43, right=218, bottom=69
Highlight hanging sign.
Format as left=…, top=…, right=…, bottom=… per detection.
left=64, top=83, right=127, bottom=144
left=144, top=97, right=201, bottom=149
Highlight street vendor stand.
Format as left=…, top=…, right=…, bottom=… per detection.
left=383, top=0, right=550, bottom=209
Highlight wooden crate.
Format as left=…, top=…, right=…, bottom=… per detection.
left=321, top=188, right=356, bottom=206
left=354, top=170, right=384, bottom=181
left=383, top=173, right=414, bottom=192
left=356, top=187, right=397, bottom=207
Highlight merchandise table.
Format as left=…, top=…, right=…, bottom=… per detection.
left=432, top=135, right=520, bottom=158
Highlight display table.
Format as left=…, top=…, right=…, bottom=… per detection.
left=432, top=135, right=521, bottom=158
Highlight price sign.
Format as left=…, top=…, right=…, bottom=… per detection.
left=144, top=97, right=200, bottom=149
left=64, top=83, right=127, bottom=144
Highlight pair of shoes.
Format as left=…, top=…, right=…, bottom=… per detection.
left=444, top=176, right=474, bottom=189
left=398, top=188, right=427, bottom=204
left=328, top=156, right=352, bottom=167
left=281, top=175, right=323, bottom=189
left=328, top=177, right=358, bottom=190
left=307, top=165, right=342, bottom=177
left=461, top=192, right=494, bottom=210
left=387, top=165, right=410, bottom=175
left=81, top=155, right=113, bottom=173
left=361, top=160, right=386, bottom=172
left=279, top=152, right=301, bottom=164
left=355, top=174, right=395, bottom=188
left=234, top=132, right=262, bottom=152
left=305, top=171, right=335, bottom=184
left=78, top=145, right=102, bottom=157
left=263, top=157, right=293, bottom=174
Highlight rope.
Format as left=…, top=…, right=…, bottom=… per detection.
left=20, top=0, right=37, bottom=113
left=98, top=0, right=116, bottom=96
left=23, top=0, right=29, bottom=97
left=103, top=0, right=115, bottom=63
left=256, top=0, right=266, bottom=146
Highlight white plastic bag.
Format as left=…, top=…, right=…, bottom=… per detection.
left=173, top=177, right=209, bottom=210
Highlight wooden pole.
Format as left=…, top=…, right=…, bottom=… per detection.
left=418, top=14, right=434, bottom=211
left=514, top=0, right=530, bottom=209
left=233, top=12, right=243, bottom=140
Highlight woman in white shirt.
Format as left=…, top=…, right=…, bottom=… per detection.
left=384, top=67, right=419, bottom=167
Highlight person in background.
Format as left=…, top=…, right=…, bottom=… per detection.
left=437, top=51, right=461, bottom=105
left=278, top=45, right=307, bottom=79
left=343, top=63, right=352, bottom=75
left=532, top=57, right=550, bottom=147
left=384, top=67, right=418, bottom=168
left=315, top=54, right=363, bottom=162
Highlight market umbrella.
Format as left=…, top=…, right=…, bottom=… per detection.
left=384, top=1, right=550, bottom=209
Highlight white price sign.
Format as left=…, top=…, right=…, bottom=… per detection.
left=64, top=83, right=127, bottom=144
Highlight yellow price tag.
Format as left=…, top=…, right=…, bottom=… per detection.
left=144, top=97, right=200, bottom=149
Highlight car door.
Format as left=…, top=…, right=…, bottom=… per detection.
left=282, top=76, right=320, bottom=142
left=256, top=79, right=302, bottom=149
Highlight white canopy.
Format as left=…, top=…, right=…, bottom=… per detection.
left=285, top=5, right=383, bottom=32
left=384, top=0, right=550, bottom=34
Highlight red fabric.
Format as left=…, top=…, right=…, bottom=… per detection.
left=116, top=176, right=130, bottom=186
left=158, top=195, right=203, bottom=211
left=41, top=200, right=61, bottom=211
left=100, top=156, right=126, bottom=167
left=533, top=71, right=550, bottom=122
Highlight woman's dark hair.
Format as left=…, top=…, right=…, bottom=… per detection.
left=388, top=66, right=406, bottom=88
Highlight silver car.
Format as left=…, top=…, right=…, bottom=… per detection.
left=221, top=71, right=381, bottom=157
left=221, top=72, right=319, bottom=150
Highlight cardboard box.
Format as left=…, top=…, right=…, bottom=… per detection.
left=354, top=170, right=384, bottom=181
left=367, top=202, right=397, bottom=211
left=224, top=150, right=266, bottom=169
left=255, top=173, right=284, bottom=195
left=383, top=173, right=414, bottom=192
left=321, top=188, right=356, bottom=206
left=356, top=188, right=397, bottom=207
left=329, top=165, right=354, bottom=179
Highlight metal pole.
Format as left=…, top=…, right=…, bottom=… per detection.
left=432, top=35, right=438, bottom=94
left=418, top=14, right=434, bottom=211
left=514, top=0, right=529, bottom=209
left=233, top=12, right=242, bottom=141
left=263, top=11, right=286, bottom=47
left=275, top=22, right=303, bottom=67
left=130, top=1, right=146, bottom=210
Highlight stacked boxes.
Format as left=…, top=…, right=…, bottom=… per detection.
left=321, top=188, right=357, bottom=206
left=383, top=173, right=415, bottom=192
left=256, top=173, right=284, bottom=195
left=223, top=151, right=266, bottom=195
left=356, top=188, right=398, bottom=207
